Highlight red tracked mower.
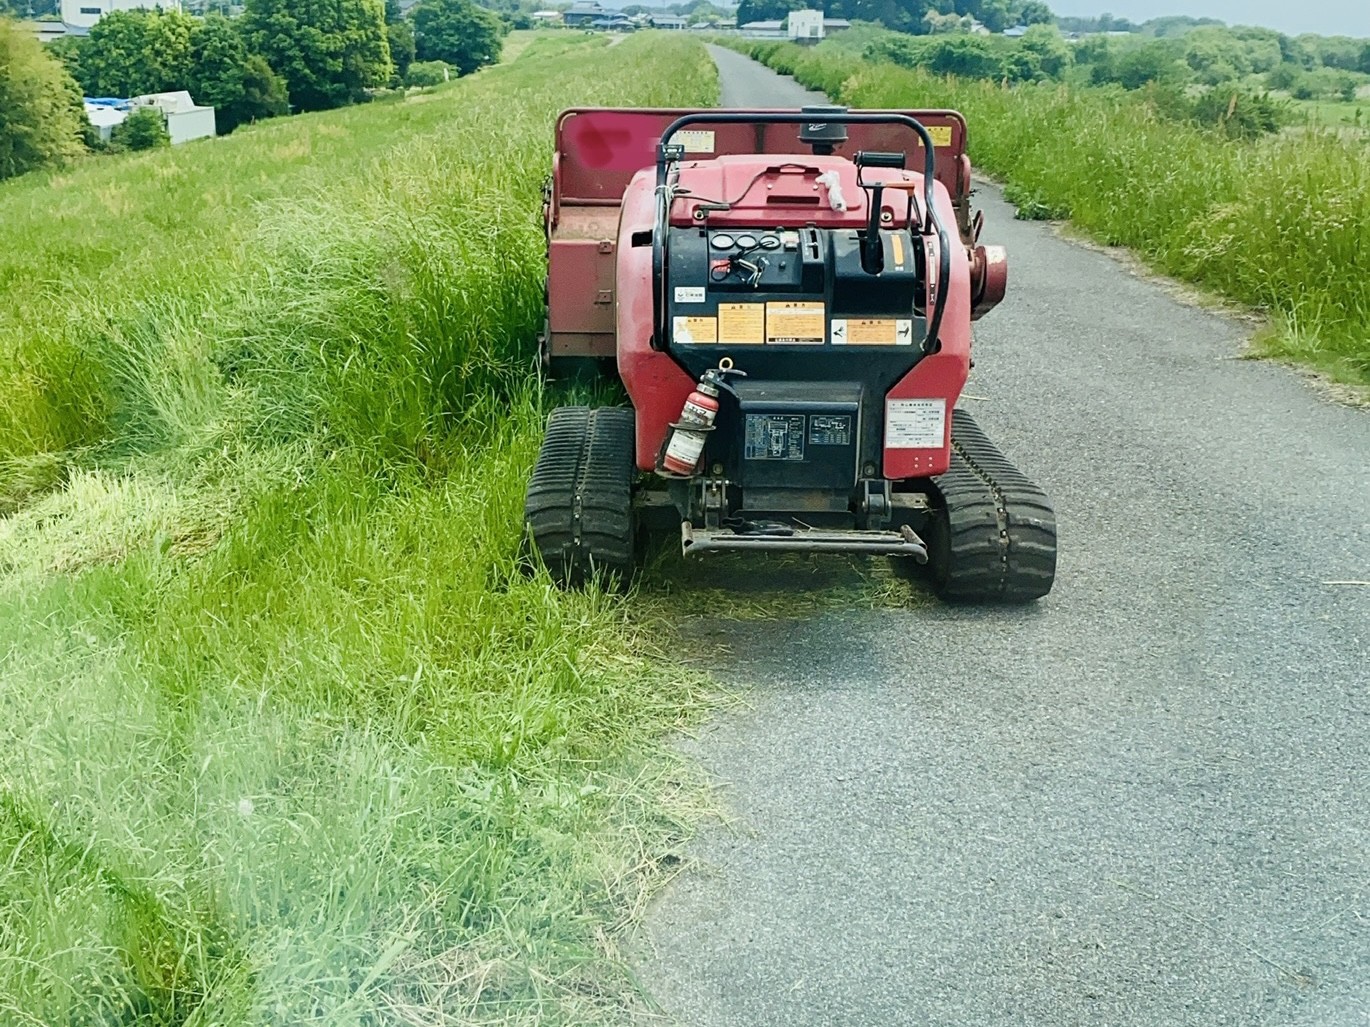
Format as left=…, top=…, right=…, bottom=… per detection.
left=524, top=106, right=1055, bottom=602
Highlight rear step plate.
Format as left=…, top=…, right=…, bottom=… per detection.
left=682, top=522, right=928, bottom=561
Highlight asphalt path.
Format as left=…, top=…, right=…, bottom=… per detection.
left=635, top=45, right=1370, bottom=1027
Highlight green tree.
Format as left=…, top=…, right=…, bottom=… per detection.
left=1019, top=23, right=1070, bottom=78
left=405, top=60, right=449, bottom=87
left=187, top=15, right=289, bottom=131
left=1016, top=0, right=1053, bottom=26
left=411, top=0, right=504, bottom=76
left=45, top=34, right=86, bottom=83
left=387, top=19, right=416, bottom=82
left=241, top=0, right=391, bottom=111
left=110, top=105, right=169, bottom=150
left=80, top=9, right=194, bottom=97
left=0, top=18, right=88, bottom=180
left=1360, top=41, right=1370, bottom=76
left=736, top=0, right=801, bottom=24
left=1093, top=39, right=1184, bottom=90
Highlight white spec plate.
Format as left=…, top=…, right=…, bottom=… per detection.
left=885, top=398, right=946, bottom=449
left=673, top=130, right=716, bottom=153
left=674, top=286, right=706, bottom=303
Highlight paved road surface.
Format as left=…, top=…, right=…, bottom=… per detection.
left=635, top=45, right=1370, bottom=1027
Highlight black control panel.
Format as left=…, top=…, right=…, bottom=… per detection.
left=728, top=380, right=862, bottom=491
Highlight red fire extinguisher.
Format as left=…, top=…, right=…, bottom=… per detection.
left=660, top=358, right=744, bottom=476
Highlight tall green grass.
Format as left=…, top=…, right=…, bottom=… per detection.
left=0, top=33, right=719, bottom=1025
left=722, top=39, right=1370, bottom=384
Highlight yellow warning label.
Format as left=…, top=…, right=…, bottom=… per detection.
left=927, top=124, right=953, bottom=147
left=891, top=233, right=906, bottom=269
left=848, top=319, right=901, bottom=345
left=718, top=303, right=766, bottom=345
left=672, top=315, right=717, bottom=345
left=766, top=301, right=825, bottom=345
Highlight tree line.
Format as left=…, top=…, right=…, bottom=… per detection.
left=0, top=0, right=504, bottom=181
left=736, top=0, right=1054, bottom=33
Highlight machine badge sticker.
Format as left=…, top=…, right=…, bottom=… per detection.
left=885, top=398, right=946, bottom=449
left=718, top=303, right=766, bottom=344
left=674, top=286, right=706, bottom=303
left=926, top=125, right=953, bottom=147
left=765, top=301, right=825, bottom=344
left=831, top=319, right=913, bottom=345
left=673, top=130, right=716, bottom=154
left=672, top=316, right=717, bottom=345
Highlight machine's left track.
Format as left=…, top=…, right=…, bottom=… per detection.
left=524, top=406, right=638, bottom=588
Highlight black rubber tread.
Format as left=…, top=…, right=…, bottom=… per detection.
left=927, top=408, right=1057, bottom=603
left=524, top=406, right=637, bottom=589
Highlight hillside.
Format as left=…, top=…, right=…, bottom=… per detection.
left=0, top=34, right=718, bottom=1025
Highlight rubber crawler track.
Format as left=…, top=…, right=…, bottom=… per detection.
left=524, top=406, right=637, bottom=588
left=928, top=408, right=1057, bottom=602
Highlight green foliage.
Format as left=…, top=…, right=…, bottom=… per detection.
left=868, top=33, right=1045, bottom=83
left=44, top=32, right=85, bottom=81
left=405, top=59, right=449, bottom=87
left=109, top=105, right=170, bottom=150
left=0, top=32, right=721, bottom=1022
left=188, top=14, right=288, bottom=132
left=412, top=0, right=506, bottom=76
left=0, top=18, right=87, bottom=181
left=1090, top=38, right=1186, bottom=89
left=1186, top=85, right=1292, bottom=139
left=79, top=8, right=194, bottom=97
left=1019, top=24, right=1071, bottom=78
left=728, top=37, right=1370, bottom=383
left=387, top=17, right=416, bottom=81
left=241, top=0, right=391, bottom=111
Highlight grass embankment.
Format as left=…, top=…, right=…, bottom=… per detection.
left=0, top=34, right=718, bottom=1025
left=722, top=39, right=1370, bottom=385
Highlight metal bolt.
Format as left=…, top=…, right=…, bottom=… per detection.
left=711, top=462, right=724, bottom=475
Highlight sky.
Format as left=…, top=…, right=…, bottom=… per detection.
left=1049, top=0, right=1370, bottom=37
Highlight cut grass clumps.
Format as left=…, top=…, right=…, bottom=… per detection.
left=721, top=39, right=1370, bottom=386
left=0, top=33, right=720, bottom=1025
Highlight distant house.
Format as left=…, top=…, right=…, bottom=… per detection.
left=531, top=9, right=562, bottom=21
left=740, top=10, right=850, bottom=40
left=22, top=19, right=76, bottom=43
left=651, top=14, right=687, bottom=29
left=589, top=13, right=634, bottom=30
left=1003, top=24, right=1028, bottom=37
left=564, top=1, right=607, bottom=26
left=60, top=0, right=180, bottom=31
left=739, top=18, right=784, bottom=37
left=84, top=91, right=216, bottom=145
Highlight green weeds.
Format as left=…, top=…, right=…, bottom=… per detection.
left=0, top=33, right=722, bottom=1025
left=723, top=39, right=1370, bottom=385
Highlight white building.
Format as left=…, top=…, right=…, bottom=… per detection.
left=84, top=91, right=216, bottom=146
left=133, top=91, right=216, bottom=144
left=60, top=0, right=180, bottom=31
left=788, top=9, right=822, bottom=39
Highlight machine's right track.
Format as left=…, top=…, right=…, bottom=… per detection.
left=927, top=408, right=1057, bottom=602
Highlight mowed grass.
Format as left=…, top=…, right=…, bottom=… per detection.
left=725, top=41, right=1370, bottom=386
left=0, top=34, right=719, bottom=1026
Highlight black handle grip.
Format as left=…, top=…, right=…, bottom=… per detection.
left=855, top=151, right=906, bottom=169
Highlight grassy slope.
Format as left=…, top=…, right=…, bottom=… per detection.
left=0, top=35, right=718, bottom=1026
left=724, top=40, right=1370, bottom=386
